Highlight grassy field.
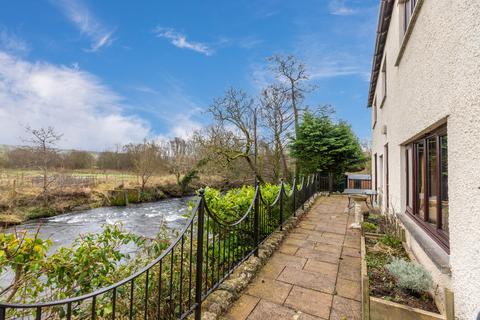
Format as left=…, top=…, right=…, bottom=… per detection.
left=0, top=169, right=227, bottom=225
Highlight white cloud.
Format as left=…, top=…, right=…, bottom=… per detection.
left=52, top=0, right=115, bottom=52
left=0, top=51, right=151, bottom=150
left=328, top=0, right=357, bottom=16
left=295, top=34, right=370, bottom=81
left=131, top=79, right=205, bottom=140
left=153, top=27, right=213, bottom=56
left=133, top=85, right=158, bottom=94
left=0, top=27, right=29, bottom=54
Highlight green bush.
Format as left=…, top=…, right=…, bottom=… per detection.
left=378, top=233, right=403, bottom=250
left=386, top=258, right=433, bottom=293
left=361, top=222, right=378, bottom=233
left=26, top=207, right=57, bottom=220
left=202, top=183, right=288, bottom=222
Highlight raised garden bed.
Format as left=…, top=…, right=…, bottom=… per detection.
left=360, top=214, right=453, bottom=320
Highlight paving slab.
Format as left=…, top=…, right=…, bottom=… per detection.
left=330, top=296, right=361, bottom=320
left=278, top=266, right=336, bottom=293
left=245, top=278, right=292, bottom=304
left=284, top=286, right=332, bottom=319
left=224, top=294, right=260, bottom=320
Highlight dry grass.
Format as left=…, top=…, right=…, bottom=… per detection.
left=0, top=170, right=228, bottom=225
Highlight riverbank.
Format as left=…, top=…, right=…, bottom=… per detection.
left=0, top=174, right=243, bottom=227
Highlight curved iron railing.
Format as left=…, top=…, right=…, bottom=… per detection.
left=0, top=174, right=325, bottom=320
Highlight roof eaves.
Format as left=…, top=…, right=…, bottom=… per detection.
left=367, top=0, right=395, bottom=107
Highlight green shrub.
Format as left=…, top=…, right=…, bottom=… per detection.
left=26, top=207, right=57, bottom=220
left=378, top=233, right=402, bottom=250
left=386, top=258, right=433, bottom=293
left=202, top=183, right=288, bottom=222
left=361, top=222, right=378, bottom=233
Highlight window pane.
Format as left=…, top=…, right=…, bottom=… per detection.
left=440, top=135, right=449, bottom=233
left=427, top=137, right=438, bottom=227
left=407, top=148, right=413, bottom=207
left=416, top=142, right=425, bottom=219
left=405, top=0, right=412, bottom=31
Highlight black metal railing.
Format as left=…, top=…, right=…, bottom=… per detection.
left=0, top=174, right=323, bottom=320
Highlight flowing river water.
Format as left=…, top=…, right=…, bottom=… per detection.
left=7, top=196, right=195, bottom=252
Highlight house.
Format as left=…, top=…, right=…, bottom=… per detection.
left=368, top=0, right=480, bottom=319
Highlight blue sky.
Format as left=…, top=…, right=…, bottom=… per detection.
left=0, top=0, right=379, bottom=150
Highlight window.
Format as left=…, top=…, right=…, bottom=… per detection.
left=380, top=58, right=387, bottom=105
left=379, top=155, right=384, bottom=208
left=384, top=144, right=389, bottom=209
left=404, top=0, right=417, bottom=33
left=372, top=97, right=377, bottom=128
left=405, top=148, right=413, bottom=207
left=406, top=125, right=449, bottom=251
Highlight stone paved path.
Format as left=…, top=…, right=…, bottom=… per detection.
left=223, top=196, right=362, bottom=320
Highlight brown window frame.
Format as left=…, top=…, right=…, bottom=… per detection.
left=384, top=144, right=389, bottom=209
left=406, top=125, right=449, bottom=252
left=405, top=149, right=410, bottom=207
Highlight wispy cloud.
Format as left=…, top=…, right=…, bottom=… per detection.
left=0, top=51, right=151, bottom=150
left=52, top=0, right=115, bottom=52
left=309, top=55, right=369, bottom=80
left=328, top=0, right=358, bottom=16
left=130, top=78, right=205, bottom=139
left=294, top=33, right=370, bottom=81
left=0, top=27, right=29, bottom=54
left=238, top=36, right=264, bottom=49
left=153, top=27, right=213, bottom=56
left=133, top=85, right=159, bottom=95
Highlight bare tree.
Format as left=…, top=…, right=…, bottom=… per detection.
left=259, top=85, right=293, bottom=181
left=23, top=126, right=63, bottom=206
left=267, top=54, right=311, bottom=137
left=160, top=137, right=200, bottom=187
left=123, top=140, right=160, bottom=191
left=207, top=88, right=264, bottom=183
left=268, top=54, right=314, bottom=175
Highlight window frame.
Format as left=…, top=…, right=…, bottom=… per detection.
left=403, top=0, right=417, bottom=34
left=380, top=57, right=387, bottom=107
left=406, top=125, right=449, bottom=252
left=384, top=143, right=389, bottom=209
left=405, top=148, right=410, bottom=207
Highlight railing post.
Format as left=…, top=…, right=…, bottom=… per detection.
left=253, top=181, right=259, bottom=257
left=292, top=176, right=297, bottom=217
left=279, top=179, right=284, bottom=230
left=328, top=172, right=333, bottom=192
left=301, top=177, right=305, bottom=211
left=194, top=189, right=205, bottom=320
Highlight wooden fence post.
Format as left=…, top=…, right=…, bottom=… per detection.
left=445, top=288, right=454, bottom=320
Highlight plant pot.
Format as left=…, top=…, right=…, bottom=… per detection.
left=361, top=235, right=453, bottom=320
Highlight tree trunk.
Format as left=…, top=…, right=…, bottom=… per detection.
left=290, top=81, right=300, bottom=177
left=245, top=155, right=264, bottom=184
left=280, top=147, right=289, bottom=180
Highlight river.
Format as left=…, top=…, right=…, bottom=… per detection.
left=4, top=196, right=195, bottom=253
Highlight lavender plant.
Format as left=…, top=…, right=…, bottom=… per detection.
left=386, top=258, right=433, bottom=293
